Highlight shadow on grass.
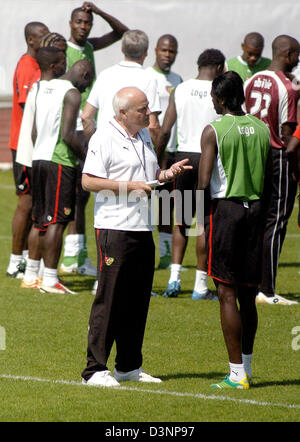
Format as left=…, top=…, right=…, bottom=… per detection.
left=251, top=379, right=300, bottom=388
left=159, top=373, right=300, bottom=388
left=159, top=372, right=224, bottom=381
left=278, top=262, right=300, bottom=268
left=151, top=290, right=218, bottom=299
left=59, top=274, right=96, bottom=293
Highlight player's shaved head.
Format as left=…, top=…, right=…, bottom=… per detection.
left=66, top=59, right=94, bottom=93
left=70, top=7, right=93, bottom=21
left=70, top=59, right=94, bottom=76
left=24, top=22, right=48, bottom=42
left=243, top=32, right=264, bottom=49
left=156, top=34, right=178, bottom=49
left=272, top=34, right=299, bottom=56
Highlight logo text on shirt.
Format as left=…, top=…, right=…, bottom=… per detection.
left=238, top=126, right=255, bottom=136
left=253, top=77, right=272, bottom=90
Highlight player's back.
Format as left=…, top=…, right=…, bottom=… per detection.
left=175, top=78, right=218, bottom=153
left=244, top=70, right=298, bottom=148
left=33, top=79, right=76, bottom=166
left=89, top=61, right=159, bottom=129
left=210, top=113, right=270, bottom=201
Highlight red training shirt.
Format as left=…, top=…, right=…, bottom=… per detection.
left=9, top=54, right=41, bottom=150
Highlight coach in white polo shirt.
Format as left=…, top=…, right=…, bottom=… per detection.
left=81, top=29, right=161, bottom=144
left=81, top=87, right=191, bottom=387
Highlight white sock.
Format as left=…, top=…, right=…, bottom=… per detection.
left=22, top=250, right=29, bottom=261
left=63, top=234, right=85, bottom=256
left=168, top=263, right=181, bottom=284
left=193, top=270, right=208, bottom=294
left=7, top=254, right=23, bottom=272
left=242, top=353, right=253, bottom=379
left=229, top=362, right=246, bottom=382
left=38, top=259, right=45, bottom=278
left=23, top=259, right=40, bottom=283
left=159, top=232, right=172, bottom=257
left=42, top=267, right=59, bottom=287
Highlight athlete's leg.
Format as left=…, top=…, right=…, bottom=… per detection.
left=237, top=287, right=258, bottom=355
left=217, top=282, right=242, bottom=364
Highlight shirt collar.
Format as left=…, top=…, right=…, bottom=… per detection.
left=109, top=118, right=143, bottom=141
left=67, top=40, right=86, bottom=51
left=118, top=60, right=143, bottom=69
left=237, top=55, right=262, bottom=67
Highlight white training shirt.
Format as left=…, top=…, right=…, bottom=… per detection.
left=87, top=61, right=161, bottom=129
left=32, top=79, right=75, bottom=162
left=83, top=118, right=160, bottom=231
left=145, top=67, right=182, bottom=153
left=175, top=78, right=219, bottom=153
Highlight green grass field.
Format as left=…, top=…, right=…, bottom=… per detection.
left=0, top=169, right=300, bottom=423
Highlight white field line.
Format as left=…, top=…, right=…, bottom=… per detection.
left=0, top=373, right=300, bottom=410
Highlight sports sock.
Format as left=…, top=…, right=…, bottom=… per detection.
left=22, top=250, right=29, bottom=261
left=42, top=267, right=59, bottom=287
left=242, top=353, right=253, bottom=379
left=23, top=259, right=40, bottom=283
left=38, top=258, right=45, bottom=278
left=229, top=362, right=246, bottom=382
left=159, top=232, right=172, bottom=257
left=168, top=263, right=181, bottom=284
left=193, top=269, right=208, bottom=294
left=7, top=254, right=23, bottom=272
left=63, top=234, right=84, bottom=257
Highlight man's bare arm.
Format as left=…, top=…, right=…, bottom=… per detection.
left=81, top=102, right=97, bottom=142
left=155, top=90, right=177, bottom=162
left=61, top=89, right=86, bottom=160
left=287, top=133, right=300, bottom=181
left=82, top=173, right=152, bottom=195
left=82, top=2, right=129, bottom=50
left=198, top=125, right=217, bottom=190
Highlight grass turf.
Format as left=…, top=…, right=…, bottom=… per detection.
left=0, top=170, right=300, bottom=422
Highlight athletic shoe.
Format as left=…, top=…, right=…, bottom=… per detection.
left=114, top=368, right=162, bottom=383
left=211, top=374, right=250, bottom=390
left=60, top=257, right=97, bottom=277
left=163, top=281, right=181, bottom=298
left=78, top=257, right=97, bottom=277
left=191, top=289, right=218, bottom=301
left=59, top=261, right=77, bottom=274
left=91, top=279, right=98, bottom=295
left=157, top=253, right=171, bottom=270
left=20, top=279, right=40, bottom=290
left=256, top=291, right=298, bottom=305
left=6, top=259, right=26, bottom=279
left=82, top=370, right=120, bottom=387
left=40, top=281, right=77, bottom=295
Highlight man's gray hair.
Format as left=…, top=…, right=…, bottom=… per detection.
left=121, top=30, right=149, bottom=60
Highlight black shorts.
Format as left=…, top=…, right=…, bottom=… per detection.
left=32, top=160, right=76, bottom=231
left=205, top=198, right=265, bottom=286
left=11, top=148, right=32, bottom=196
left=174, top=151, right=201, bottom=228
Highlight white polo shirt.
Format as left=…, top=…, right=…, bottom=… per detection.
left=87, top=60, right=161, bottom=129
left=83, top=118, right=160, bottom=231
